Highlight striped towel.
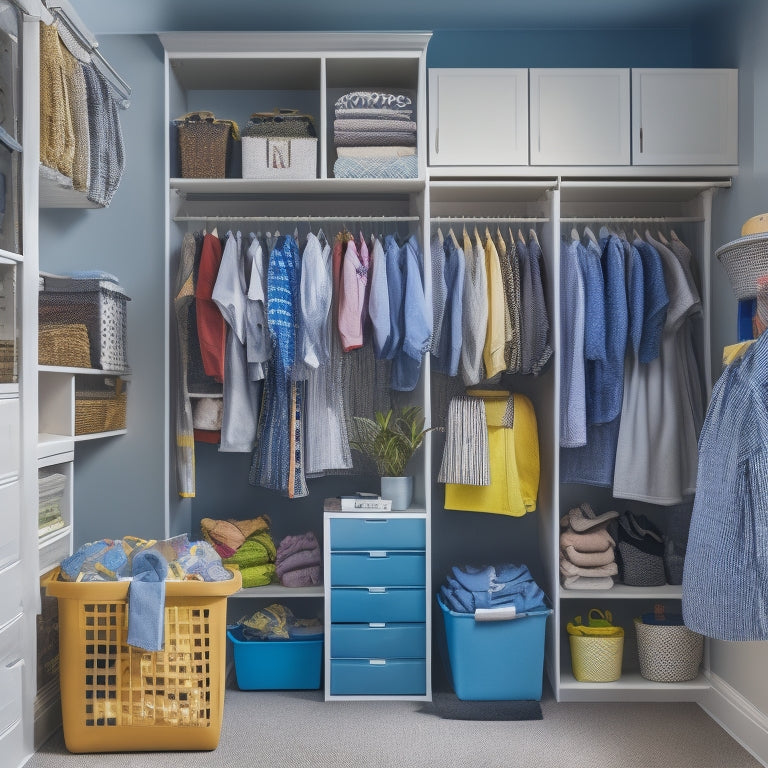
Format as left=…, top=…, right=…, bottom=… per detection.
left=438, top=396, right=490, bottom=485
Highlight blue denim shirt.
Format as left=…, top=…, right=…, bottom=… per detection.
left=392, top=235, right=432, bottom=391
left=683, top=332, right=768, bottom=640
left=633, top=237, right=669, bottom=364
left=431, top=236, right=465, bottom=377
left=380, top=234, right=403, bottom=360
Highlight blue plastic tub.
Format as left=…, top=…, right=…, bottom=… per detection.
left=437, top=594, right=551, bottom=700
left=227, top=625, right=323, bottom=690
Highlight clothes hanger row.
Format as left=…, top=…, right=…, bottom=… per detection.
left=173, top=215, right=421, bottom=223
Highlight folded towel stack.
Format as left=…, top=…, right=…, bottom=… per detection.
left=439, top=563, right=547, bottom=614
left=559, top=503, right=618, bottom=590
left=275, top=531, right=322, bottom=587
left=201, top=516, right=276, bottom=588
left=332, top=91, right=417, bottom=179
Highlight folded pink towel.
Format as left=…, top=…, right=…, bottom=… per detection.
left=280, top=565, right=322, bottom=588
left=562, top=574, right=615, bottom=590
left=561, top=545, right=615, bottom=567
left=275, top=547, right=322, bottom=579
left=559, top=527, right=615, bottom=552
left=559, top=556, right=618, bottom=578
left=276, top=531, right=319, bottom=561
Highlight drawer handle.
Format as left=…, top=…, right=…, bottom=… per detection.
left=369, top=659, right=386, bottom=666
left=368, top=587, right=387, bottom=594
left=363, top=519, right=387, bottom=524
left=5, top=657, right=23, bottom=671
left=369, top=622, right=386, bottom=628
left=368, top=551, right=388, bottom=558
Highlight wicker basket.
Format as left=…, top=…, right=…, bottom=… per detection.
left=39, top=323, right=91, bottom=368
left=241, top=136, right=317, bottom=180
left=175, top=112, right=239, bottom=179
left=75, top=376, right=127, bottom=435
left=634, top=618, right=704, bottom=682
left=569, top=634, right=624, bottom=682
left=0, top=338, right=16, bottom=383
left=40, top=276, right=129, bottom=372
left=715, top=233, right=768, bottom=300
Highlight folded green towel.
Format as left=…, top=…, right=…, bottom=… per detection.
left=238, top=563, right=276, bottom=588
left=224, top=531, right=276, bottom=569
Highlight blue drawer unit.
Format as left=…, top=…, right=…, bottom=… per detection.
left=331, top=623, right=426, bottom=659
left=330, top=517, right=426, bottom=550
left=330, top=659, right=426, bottom=696
left=331, top=587, right=426, bottom=623
left=330, top=552, right=426, bottom=587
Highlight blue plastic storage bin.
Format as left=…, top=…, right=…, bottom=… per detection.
left=227, top=626, right=323, bottom=690
left=437, top=594, right=551, bottom=700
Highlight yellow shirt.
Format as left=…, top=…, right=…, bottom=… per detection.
left=483, top=233, right=507, bottom=379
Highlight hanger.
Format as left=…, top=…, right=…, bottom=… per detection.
left=583, top=226, right=598, bottom=246
left=474, top=226, right=482, bottom=246
left=495, top=227, right=506, bottom=254
left=657, top=230, right=669, bottom=245
left=210, top=226, right=218, bottom=238
left=517, top=228, right=525, bottom=243
left=529, top=228, right=540, bottom=247
left=670, top=229, right=681, bottom=242
left=632, top=228, right=642, bottom=242
left=570, top=227, right=579, bottom=242
left=448, top=227, right=460, bottom=249
left=437, top=227, right=444, bottom=244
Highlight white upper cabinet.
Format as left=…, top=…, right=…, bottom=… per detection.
left=632, top=69, right=738, bottom=165
left=428, top=68, right=528, bottom=166
left=529, top=68, right=630, bottom=166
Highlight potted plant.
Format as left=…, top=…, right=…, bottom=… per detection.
left=349, top=406, right=436, bottom=510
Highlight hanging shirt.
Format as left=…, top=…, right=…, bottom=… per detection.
left=634, top=237, right=669, bottom=364
left=527, top=232, right=553, bottom=376
left=619, top=235, right=645, bottom=356
left=380, top=234, right=403, bottom=360
left=368, top=234, right=391, bottom=358
left=429, top=230, right=447, bottom=356
left=682, top=332, right=768, bottom=641
left=459, top=229, right=488, bottom=386
left=392, top=235, right=431, bottom=391
left=432, top=234, right=465, bottom=377
left=517, top=234, right=535, bottom=375
left=297, top=231, right=333, bottom=372
left=483, top=231, right=506, bottom=380
left=245, top=234, right=269, bottom=381
left=338, top=236, right=366, bottom=351
left=195, top=232, right=226, bottom=383
left=505, top=230, right=522, bottom=374
left=495, top=230, right=515, bottom=371
left=212, top=231, right=261, bottom=452
left=559, top=237, right=587, bottom=448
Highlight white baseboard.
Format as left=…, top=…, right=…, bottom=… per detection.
left=700, top=673, right=768, bottom=768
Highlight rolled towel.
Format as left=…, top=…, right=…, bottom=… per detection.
left=127, top=550, right=167, bottom=651
left=560, top=527, right=615, bottom=553
left=224, top=532, right=276, bottom=570
left=561, top=545, right=615, bottom=568
left=201, top=516, right=271, bottom=559
left=562, top=574, right=615, bottom=590
left=276, top=531, right=320, bottom=560
left=238, top=563, right=276, bottom=588
left=566, top=503, right=619, bottom=532
left=559, top=556, right=618, bottom=578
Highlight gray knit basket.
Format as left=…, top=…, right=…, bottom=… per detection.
left=634, top=619, right=703, bottom=683
left=715, top=233, right=768, bottom=300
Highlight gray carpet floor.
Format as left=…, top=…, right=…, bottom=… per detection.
left=27, top=686, right=763, bottom=768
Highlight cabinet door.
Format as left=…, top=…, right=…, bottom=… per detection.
left=530, top=68, right=630, bottom=166
left=428, top=68, right=528, bottom=166
left=632, top=69, right=738, bottom=165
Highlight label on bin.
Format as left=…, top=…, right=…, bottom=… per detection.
left=474, top=606, right=517, bottom=622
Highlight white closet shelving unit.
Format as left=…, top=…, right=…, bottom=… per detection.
left=160, top=31, right=433, bottom=700
left=427, top=67, right=736, bottom=704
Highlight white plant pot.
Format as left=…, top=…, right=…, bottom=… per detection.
left=380, top=476, right=413, bottom=511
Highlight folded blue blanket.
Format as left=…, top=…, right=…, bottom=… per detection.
left=333, top=155, right=418, bottom=179
left=440, top=563, right=546, bottom=614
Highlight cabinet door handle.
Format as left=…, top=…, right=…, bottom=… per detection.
left=5, top=657, right=23, bottom=670
left=369, top=659, right=386, bottom=666
left=368, top=551, right=387, bottom=558
left=640, top=126, right=643, bottom=153
left=368, top=587, right=386, bottom=594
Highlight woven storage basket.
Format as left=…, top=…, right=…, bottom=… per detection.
left=40, top=276, right=129, bottom=372
left=175, top=112, right=238, bottom=179
left=39, top=322, right=91, bottom=368
left=0, top=338, right=16, bottom=383
left=634, top=618, right=704, bottom=682
left=569, top=634, right=624, bottom=682
left=242, top=136, right=317, bottom=180
left=715, top=233, right=768, bottom=300
left=75, top=376, right=127, bottom=435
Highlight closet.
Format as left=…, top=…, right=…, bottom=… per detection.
left=160, top=32, right=433, bottom=700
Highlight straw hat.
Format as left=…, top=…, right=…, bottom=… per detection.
left=715, top=213, right=768, bottom=300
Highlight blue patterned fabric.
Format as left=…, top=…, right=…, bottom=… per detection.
left=250, top=235, right=308, bottom=497
left=431, top=236, right=465, bottom=377
left=332, top=155, right=418, bottom=179
left=683, top=332, right=768, bottom=640
left=634, top=237, right=669, bottom=364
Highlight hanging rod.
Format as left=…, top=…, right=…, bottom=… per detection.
left=173, top=215, right=420, bottom=223
left=48, top=6, right=132, bottom=101
left=429, top=216, right=550, bottom=223
left=559, top=216, right=704, bottom=223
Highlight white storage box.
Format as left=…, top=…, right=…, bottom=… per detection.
left=242, top=136, right=317, bottom=180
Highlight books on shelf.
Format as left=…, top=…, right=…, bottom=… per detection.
left=324, top=494, right=393, bottom=511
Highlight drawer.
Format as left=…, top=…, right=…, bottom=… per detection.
left=331, top=587, right=426, bottom=623
left=330, top=658, right=426, bottom=696
left=0, top=615, right=23, bottom=737
left=39, top=531, right=71, bottom=576
left=330, top=517, right=425, bottom=551
left=0, top=480, right=19, bottom=570
left=0, top=718, right=23, bottom=766
left=331, top=552, right=425, bottom=587
left=331, top=623, right=426, bottom=659
left=0, top=561, right=22, bottom=628
left=0, top=397, right=19, bottom=482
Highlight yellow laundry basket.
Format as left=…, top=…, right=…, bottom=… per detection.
left=45, top=567, right=241, bottom=753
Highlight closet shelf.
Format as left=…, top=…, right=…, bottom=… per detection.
left=73, top=429, right=127, bottom=442
left=37, top=433, right=75, bottom=461
left=0, top=248, right=23, bottom=264
left=39, top=365, right=131, bottom=377
left=558, top=672, right=710, bottom=703
left=170, top=177, right=425, bottom=198
left=234, top=584, right=324, bottom=599
left=559, top=584, right=683, bottom=600
left=39, top=167, right=103, bottom=209
left=428, top=165, right=737, bottom=181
